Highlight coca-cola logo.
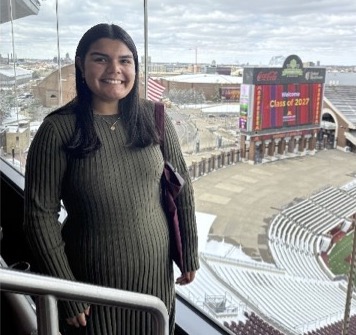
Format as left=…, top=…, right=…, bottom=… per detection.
left=256, top=71, right=278, bottom=82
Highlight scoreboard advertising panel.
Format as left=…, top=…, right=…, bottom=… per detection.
left=239, top=84, right=253, bottom=130
left=241, top=55, right=326, bottom=133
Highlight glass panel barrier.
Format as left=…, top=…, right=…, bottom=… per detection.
left=1, top=2, right=356, bottom=335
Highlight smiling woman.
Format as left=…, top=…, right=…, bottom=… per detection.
left=1, top=2, right=356, bottom=335
left=76, top=38, right=136, bottom=114
left=22, top=23, right=199, bottom=335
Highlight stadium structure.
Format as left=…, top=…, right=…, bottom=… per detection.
left=176, top=181, right=356, bottom=335
left=0, top=0, right=40, bottom=24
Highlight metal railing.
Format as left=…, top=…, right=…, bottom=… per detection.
left=0, top=267, right=169, bottom=335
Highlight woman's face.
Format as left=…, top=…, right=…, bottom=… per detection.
left=77, top=38, right=136, bottom=107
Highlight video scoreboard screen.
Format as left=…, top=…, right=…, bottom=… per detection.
left=252, top=83, right=323, bottom=131
left=239, top=55, right=326, bottom=133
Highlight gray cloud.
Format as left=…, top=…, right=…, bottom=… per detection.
left=1, top=0, right=355, bottom=65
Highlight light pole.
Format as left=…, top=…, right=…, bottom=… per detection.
left=53, top=0, right=63, bottom=106
left=144, top=0, right=148, bottom=99
left=8, top=0, right=19, bottom=122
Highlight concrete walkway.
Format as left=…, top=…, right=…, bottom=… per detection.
left=188, top=149, right=356, bottom=262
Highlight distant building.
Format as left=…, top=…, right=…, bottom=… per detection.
left=204, top=65, right=232, bottom=75
left=1, top=119, right=31, bottom=155
left=322, top=85, right=356, bottom=152
left=159, top=73, right=242, bottom=101
left=31, top=63, right=76, bottom=107
left=0, top=65, right=33, bottom=86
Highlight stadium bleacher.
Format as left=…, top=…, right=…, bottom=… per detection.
left=176, top=181, right=356, bottom=334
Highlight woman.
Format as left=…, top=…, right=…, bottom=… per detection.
left=23, top=23, right=199, bottom=335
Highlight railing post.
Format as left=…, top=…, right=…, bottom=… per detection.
left=37, top=295, right=59, bottom=335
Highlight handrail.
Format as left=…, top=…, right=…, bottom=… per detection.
left=0, top=268, right=169, bottom=335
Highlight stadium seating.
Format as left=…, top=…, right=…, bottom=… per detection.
left=176, top=182, right=356, bottom=334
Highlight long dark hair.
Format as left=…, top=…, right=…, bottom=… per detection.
left=65, top=23, right=159, bottom=158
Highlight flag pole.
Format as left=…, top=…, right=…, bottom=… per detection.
left=144, top=0, right=148, bottom=99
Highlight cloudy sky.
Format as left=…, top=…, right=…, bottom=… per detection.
left=1, top=0, right=356, bottom=66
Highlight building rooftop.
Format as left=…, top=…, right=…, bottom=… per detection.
left=324, top=85, right=356, bottom=127
left=0, top=66, right=33, bottom=78
left=162, top=73, right=243, bottom=84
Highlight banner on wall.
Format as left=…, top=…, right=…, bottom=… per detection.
left=239, top=84, right=253, bottom=130
left=220, top=87, right=240, bottom=102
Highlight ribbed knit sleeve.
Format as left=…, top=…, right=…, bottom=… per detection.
left=163, top=114, right=200, bottom=273
left=23, top=114, right=88, bottom=318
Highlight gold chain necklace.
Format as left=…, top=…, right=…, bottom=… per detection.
left=97, top=116, right=121, bottom=131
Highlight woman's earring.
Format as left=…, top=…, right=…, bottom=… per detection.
left=82, top=76, right=85, bottom=84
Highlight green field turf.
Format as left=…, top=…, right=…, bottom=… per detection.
left=328, top=232, right=356, bottom=285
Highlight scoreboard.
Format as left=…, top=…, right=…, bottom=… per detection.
left=239, top=55, right=326, bottom=133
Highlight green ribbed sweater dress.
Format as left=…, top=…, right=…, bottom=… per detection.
left=23, top=104, right=200, bottom=335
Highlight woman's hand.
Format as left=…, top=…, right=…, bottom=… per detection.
left=176, top=271, right=196, bottom=285
left=66, top=307, right=90, bottom=328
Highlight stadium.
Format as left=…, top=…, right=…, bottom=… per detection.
left=166, top=57, right=356, bottom=334
left=179, top=182, right=356, bottom=334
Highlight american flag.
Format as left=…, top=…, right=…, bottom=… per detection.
left=147, top=77, right=165, bottom=102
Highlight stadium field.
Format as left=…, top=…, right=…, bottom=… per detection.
left=328, top=232, right=356, bottom=285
